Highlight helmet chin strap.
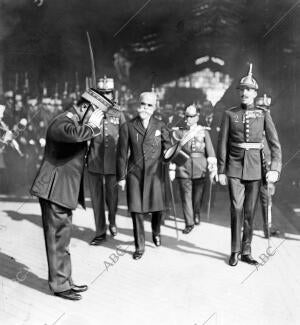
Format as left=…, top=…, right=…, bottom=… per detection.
left=72, top=103, right=93, bottom=123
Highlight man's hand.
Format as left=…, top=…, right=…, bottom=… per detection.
left=88, top=110, right=104, bottom=128
left=218, top=174, right=227, bottom=186
left=3, top=130, right=13, bottom=143
left=266, top=171, right=279, bottom=183
left=210, top=170, right=219, bottom=183
left=118, top=180, right=126, bottom=191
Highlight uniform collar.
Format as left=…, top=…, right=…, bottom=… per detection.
left=241, top=103, right=255, bottom=110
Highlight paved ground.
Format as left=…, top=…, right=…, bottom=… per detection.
left=0, top=185, right=300, bottom=325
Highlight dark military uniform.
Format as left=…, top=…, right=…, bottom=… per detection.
left=117, top=116, right=172, bottom=252
left=217, top=104, right=282, bottom=254
left=31, top=109, right=101, bottom=293
left=173, top=126, right=216, bottom=226
left=87, top=108, right=126, bottom=237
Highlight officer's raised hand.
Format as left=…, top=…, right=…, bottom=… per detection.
left=87, top=109, right=104, bottom=128
left=218, top=174, right=227, bottom=186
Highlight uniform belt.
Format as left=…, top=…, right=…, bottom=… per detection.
left=231, top=142, right=264, bottom=150
left=190, top=152, right=205, bottom=157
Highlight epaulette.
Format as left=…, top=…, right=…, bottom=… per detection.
left=66, top=112, right=79, bottom=123
left=66, top=112, right=74, bottom=120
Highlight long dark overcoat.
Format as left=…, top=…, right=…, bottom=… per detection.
left=117, top=116, right=172, bottom=213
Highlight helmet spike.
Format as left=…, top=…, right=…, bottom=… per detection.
left=248, top=63, right=253, bottom=77
left=237, top=63, right=258, bottom=90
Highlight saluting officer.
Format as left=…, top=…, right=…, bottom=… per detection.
left=217, top=64, right=282, bottom=266
left=31, top=88, right=106, bottom=300
left=87, top=77, right=126, bottom=245
left=169, top=105, right=217, bottom=234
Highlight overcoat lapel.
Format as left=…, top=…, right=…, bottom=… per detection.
left=132, top=117, right=146, bottom=136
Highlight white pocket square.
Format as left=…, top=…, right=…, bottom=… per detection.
left=155, top=130, right=161, bottom=137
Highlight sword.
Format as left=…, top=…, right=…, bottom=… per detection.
left=267, top=182, right=272, bottom=247
left=168, top=176, right=179, bottom=241
left=206, top=177, right=213, bottom=221
left=86, top=31, right=97, bottom=88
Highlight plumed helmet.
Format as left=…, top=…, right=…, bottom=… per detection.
left=237, top=63, right=258, bottom=90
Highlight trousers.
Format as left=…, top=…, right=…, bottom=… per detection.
left=88, top=173, right=118, bottom=236
left=228, top=177, right=261, bottom=255
left=39, top=198, right=73, bottom=293
left=131, top=211, right=162, bottom=252
left=177, top=178, right=205, bottom=226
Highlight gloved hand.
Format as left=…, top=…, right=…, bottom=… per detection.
left=169, top=170, right=176, bottom=182
left=218, top=174, right=227, bottom=186
left=87, top=109, right=104, bottom=128
left=266, top=170, right=279, bottom=183
left=210, top=170, right=218, bottom=182
left=3, top=130, right=13, bottom=143
left=118, top=180, right=126, bottom=191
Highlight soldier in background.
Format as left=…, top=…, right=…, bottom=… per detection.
left=87, top=77, right=126, bottom=245
left=169, top=105, right=217, bottom=234
left=217, top=64, right=282, bottom=267
left=256, top=95, right=280, bottom=238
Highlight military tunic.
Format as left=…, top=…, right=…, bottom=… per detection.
left=217, top=104, right=281, bottom=179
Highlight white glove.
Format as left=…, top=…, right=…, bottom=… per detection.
left=210, top=170, right=218, bottom=182
left=266, top=170, right=279, bottom=183
left=218, top=174, right=227, bottom=186
left=3, top=130, right=13, bottom=143
left=87, top=109, right=104, bottom=128
left=118, top=180, right=126, bottom=191
left=169, top=170, right=176, bottom=182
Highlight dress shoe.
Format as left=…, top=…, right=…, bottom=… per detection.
left=72, top=284, right=88, bottom=293
left=54, top=289, right=82, bottom=301
left=109, top=225, right=118, bottom=237
left=90, top=234, right=106, bottom=246
left=152, top=234, right=161, bottom=247
left=229, top=252, right=240, bottom=266
left=133, top=251, right=144, bottom=260
left=241, top=254, right=259, bottom=265
left=182, top=225, right=194, bottom=234
left=194, top=215, right=200, bottom=225
left=270, top=229, right=280, bottom=237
